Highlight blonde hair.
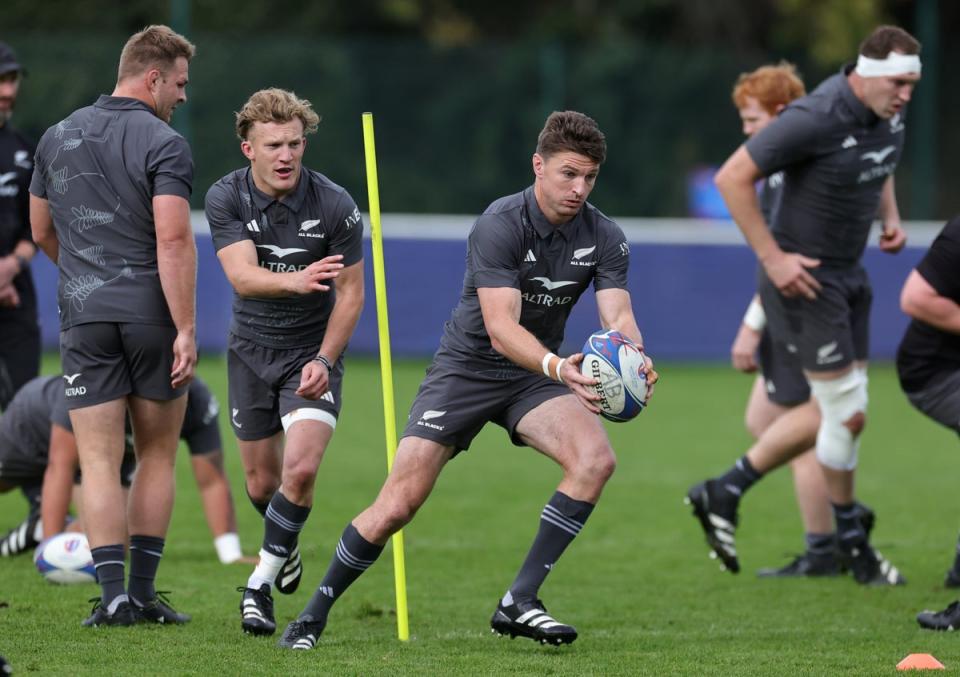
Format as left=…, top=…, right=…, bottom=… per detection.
left=117, top=25, right=195, bottom=81
left=235, top=88, right=321, bottom=140
left=732, top=62, right=805, bottom=115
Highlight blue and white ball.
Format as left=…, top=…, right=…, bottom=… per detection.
left=580, top=330, right=648, bottom=422
left=34, top=532, right=97, bottom=585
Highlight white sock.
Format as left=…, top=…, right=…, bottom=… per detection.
left=247, top=549, right=286, bottom=590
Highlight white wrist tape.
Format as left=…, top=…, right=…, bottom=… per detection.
left=742, top=297, right=766, bottom=332
left=555, top=358, right=567, bottom=384
left=855, top=52, right=921, bottom=78
left=542, top=352, right=557, bottom=377
left=214, top=533, right=243, bottom=564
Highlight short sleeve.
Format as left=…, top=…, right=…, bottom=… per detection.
left=327, top=192, right=365, bottom=267
left=469, top=214, right=523, bottom=289
left=745, top=105, right=823, bottom=176
left=205, top=180, right=248, bottom=252
left=148, top=134, right=193, bottom=200
left=28, top=132, right=51, bottom=200
left=916, top=218, right=960, bottom=301
left=593, top=220, right=630, bottom=291
left=50, top=393, right=72, bottom=433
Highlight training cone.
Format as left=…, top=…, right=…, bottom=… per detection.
left=896, top=653, right=945, bottom=670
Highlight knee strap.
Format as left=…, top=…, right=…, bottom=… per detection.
left=810, top=368, right=868, bottom=471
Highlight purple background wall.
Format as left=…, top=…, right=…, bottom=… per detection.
left=30, top=234, right=925, bottom=361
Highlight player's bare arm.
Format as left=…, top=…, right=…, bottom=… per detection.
left=878, top=175, right=906, bottom=253
left=40, top=423, right=80, bottom=539
left=155, top=193, right=198, bottom=388
left=477, top=286, right=601, bottom=412
left=596, top=287, right=658, bottom=399
left=715, top=145, right=821, bottom=300
left=216, top=239, right=343, bottom=297
left=29, top=194, right=58, bottom=264
left=900, top=269, right=960, bottom=334
left=297, top=259, right=364, bottom=399
left=731, top=294, right=764, bottom=372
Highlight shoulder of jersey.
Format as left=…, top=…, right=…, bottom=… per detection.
left=302, top=167, right=349, bottom=197
left=483, top=190, right=524, bottom=216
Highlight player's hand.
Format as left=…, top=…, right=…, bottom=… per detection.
left=731, top=324, right=760, bottom=372
left=763, top=250, right=821, bottom=300
left=879, top=223, right=906, bottom=254
left=0, top=283, right=20, bottom=308
left=559, top=353, right=602, bottom=414
left=296, top=359, right=330, bottom=400
left=291, top=255, right=344, bottom=294
left=641, top=352, right=658, bottom=404
left=0, top=255, right=18, bottom=288
left=170, top=329, right=197, bottom=389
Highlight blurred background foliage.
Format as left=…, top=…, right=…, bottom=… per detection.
left=3, top=0, right=954, bottom=218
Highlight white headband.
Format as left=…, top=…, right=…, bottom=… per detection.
left=855, top=52, right=921, bottom=77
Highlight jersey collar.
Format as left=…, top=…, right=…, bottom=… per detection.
left=245, top=166, right=309, bottom=212
left=839, top=64, right=879, bottom=126
left=523, top=186, right=582, bottom=241
left=94, top=95, right=159, bottom=117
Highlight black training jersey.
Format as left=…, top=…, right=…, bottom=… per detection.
left=0, top=374, right=220, bottom=465
left=897, top=217, right=960, bottom=392
left=206, top=166, right=364, bottom=349
left=437, top=186, right=630, bottom=374
left=29, top=96, right=193, bottom=329
left=758, top=172, right=784, bottom=225
left=0, top=122, right=36, bottom=318
left=0, top=375, right=62, bottom=464
left=746, top=66, right=906, bottom=267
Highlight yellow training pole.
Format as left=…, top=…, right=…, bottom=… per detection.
left=362, top=112, right=410, bottom=641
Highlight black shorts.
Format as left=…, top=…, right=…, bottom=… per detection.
left=226, top=334, right=343, bottom=441
left=0, top=432, right=44, bottom=486
left=0, top=314, right=40, bottom=410
left=901, top=370, right=960, bottom=435
left=401, top=356, right=571, bottom=454
left=757, top=328, right=810, bottom=406
left=59, top=322, right=185, bottom=409
left=759, top=265, right=871, bottom=374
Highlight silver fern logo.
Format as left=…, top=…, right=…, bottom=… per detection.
left=70, top=205, right=115, bottom=231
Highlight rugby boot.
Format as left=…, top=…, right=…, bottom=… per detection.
left=685, top=480, right=740, bottom=573
left=490, top=596, right=577, bottom=646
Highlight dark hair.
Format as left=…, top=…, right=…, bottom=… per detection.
left=118, top=25, right=195, bottom=81
left=536, top=111, right=606, bottom=164
left=859, top=25, right=921, bottom=58
left=732, top=62, right=805, bottom=115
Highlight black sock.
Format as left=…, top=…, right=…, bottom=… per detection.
left=263, top=491, right=310, bottom=559
left=128, top=535, right=165, bottom=604
left=716, top=455, right=762, bottom=498
left=91, top=544, right=127, bottom=608
left=246, top=487, right=270, bottom=518
left=20, top=483, right=42, bottom=513
left=805, top=532, right=835, bottom=556
left=302, top=524, right=384, bottom=623
left=832, top=502, right=865, bottom=547
left=508, top=491, right=594, bottom=604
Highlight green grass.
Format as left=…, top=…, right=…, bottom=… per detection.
left=2, top=356, right=960, bottom=675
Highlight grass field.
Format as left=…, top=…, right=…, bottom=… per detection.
left=2, top=355, right=960, bottom=675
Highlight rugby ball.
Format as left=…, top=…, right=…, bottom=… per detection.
left=34, top=532, right=97, bottom=584
left=580, top=330, right=648, bottom=422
